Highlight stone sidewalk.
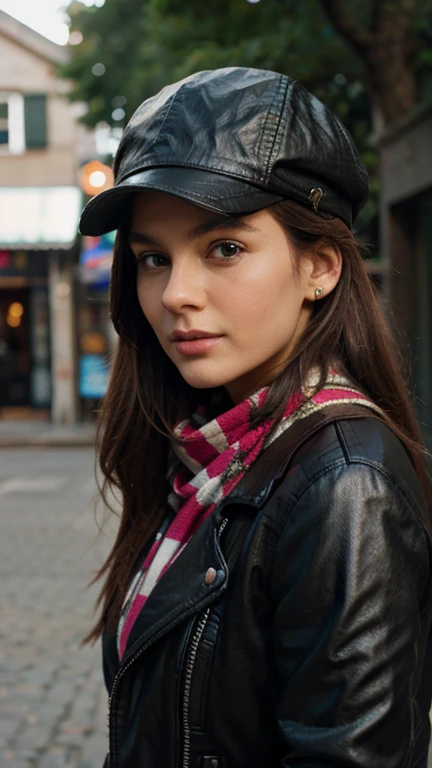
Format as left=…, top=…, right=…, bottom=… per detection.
left=0, top=422, right=95, bottom=448
left=0, top=448, right=116, bottom=768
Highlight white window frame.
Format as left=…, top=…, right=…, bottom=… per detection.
left=0, top=92, right=25, bottom=155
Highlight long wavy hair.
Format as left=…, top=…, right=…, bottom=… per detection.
left=84, top=198, right=431, bottom=644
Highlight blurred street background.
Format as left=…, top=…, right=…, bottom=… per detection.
left=0, top=0, right=431, bottom=766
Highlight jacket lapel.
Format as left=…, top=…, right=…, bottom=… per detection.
left=121, top=507, right=230, bottom=665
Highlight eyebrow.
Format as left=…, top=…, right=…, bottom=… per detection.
left=128, top=215, right=260, bottom=246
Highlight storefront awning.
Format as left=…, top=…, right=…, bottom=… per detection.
left=0, top=186, right=82, bottom=249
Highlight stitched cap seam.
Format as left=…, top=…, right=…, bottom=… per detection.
left=263, top=75, right=291, bottom=184
left=255, top=74, right=286, bottom=178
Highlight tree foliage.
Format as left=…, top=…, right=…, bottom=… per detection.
left=62, top=0, right=431, bottom=125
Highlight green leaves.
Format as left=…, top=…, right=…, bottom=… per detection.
left=61, top=0, right=430, bottom=129
left=61, top=0, right=360, bottom=127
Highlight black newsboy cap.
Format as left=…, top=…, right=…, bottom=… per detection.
left=79, top=67, right=369, bottom=235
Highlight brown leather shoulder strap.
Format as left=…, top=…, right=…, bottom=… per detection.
left=235, top=403, right=384, bottom=500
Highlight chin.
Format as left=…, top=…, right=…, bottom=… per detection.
left=176, top=364, right=235, bottom=391
left=180, top=373, right=226, bottom=390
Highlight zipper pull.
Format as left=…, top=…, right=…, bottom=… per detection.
left=218, top=517, right=228, bottom=540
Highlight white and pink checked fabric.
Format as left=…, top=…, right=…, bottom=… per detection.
left=117, top=371, right=381, bottom=658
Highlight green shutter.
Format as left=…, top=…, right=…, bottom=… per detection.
left=0, top=101, right=8, bottom=145
left=24, top=94, right=47, bottom=149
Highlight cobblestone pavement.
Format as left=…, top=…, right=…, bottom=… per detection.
left=0, top=448, right=117, bottom=768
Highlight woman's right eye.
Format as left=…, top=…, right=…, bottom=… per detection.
left=137, top=253, right=170, bottom=269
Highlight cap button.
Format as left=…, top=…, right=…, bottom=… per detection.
left=309, top=187, right=323, bottom=212
left=204, top=567, right=217, bottom=585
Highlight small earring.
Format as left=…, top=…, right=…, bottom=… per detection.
left=315, top=286, right=323, bottom=299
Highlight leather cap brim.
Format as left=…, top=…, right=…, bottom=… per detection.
left=79, top=166, right=284, bottom=236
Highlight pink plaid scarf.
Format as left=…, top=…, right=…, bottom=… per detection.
left=117, top=371, right=381, bottom=658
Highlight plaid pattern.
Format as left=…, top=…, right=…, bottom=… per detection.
left=117, top=371, right=381, bottom=658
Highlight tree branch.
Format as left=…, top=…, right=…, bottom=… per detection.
left=319, top=0, right=372, bottom=58
left=371, top=0, right=417, bottom=36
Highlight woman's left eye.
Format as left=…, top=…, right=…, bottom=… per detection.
left=212, top=242, right=242, bottom=260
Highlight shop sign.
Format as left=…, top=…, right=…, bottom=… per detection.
left=79, top=353, right=109, bottom=399
left=79, top=233, right=115, bottom=288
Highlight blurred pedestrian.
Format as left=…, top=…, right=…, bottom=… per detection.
left=80, top=68, right=432, bottom=768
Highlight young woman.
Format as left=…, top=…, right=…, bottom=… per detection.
left=80, top=68, right=432, bottom=768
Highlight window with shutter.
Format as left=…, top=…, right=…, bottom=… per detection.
left=24, top=94, right=47, bottom=149
left=0, top=101, right=9, bottom=145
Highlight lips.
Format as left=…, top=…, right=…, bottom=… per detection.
left=169, top=329, right=221, bottom=342
left=169, top=330, right=224, bottom=356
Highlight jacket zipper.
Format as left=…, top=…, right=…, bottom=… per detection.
left=182, top=608, right=211, bottom=767
left=181, top=516, right=228, bottom=768
left=106, top=516, right=229, bottom=767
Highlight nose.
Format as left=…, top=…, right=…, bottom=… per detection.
left=162, top=257, right=206, bottom=314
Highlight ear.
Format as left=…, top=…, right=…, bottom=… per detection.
left=302, top=243, right=342, bottom=302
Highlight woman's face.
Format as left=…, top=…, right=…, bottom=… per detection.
left=130, top=191, right=316, bottom=403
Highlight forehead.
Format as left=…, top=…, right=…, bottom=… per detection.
left=128, top=191, right=273, bottom=246
left=131, top=190, right=220, bottom=224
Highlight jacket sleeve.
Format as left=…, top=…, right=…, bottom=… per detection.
left=270, top=461, right=431, bottom=768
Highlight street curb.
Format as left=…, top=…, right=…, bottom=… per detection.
left=0, top=435, right=96, bottom=448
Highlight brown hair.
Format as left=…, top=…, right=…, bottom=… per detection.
left=84, top=199, right=431, bottom=644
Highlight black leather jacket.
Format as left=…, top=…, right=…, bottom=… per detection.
left=102, top=414, right=432, bottom=768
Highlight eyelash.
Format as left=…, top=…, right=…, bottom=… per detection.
left=135, top=241, right=244, bottom=270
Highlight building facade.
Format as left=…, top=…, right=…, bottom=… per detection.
left=378, top=100, right=432, bottom=449
left=0, top=10, right=82, bottom=423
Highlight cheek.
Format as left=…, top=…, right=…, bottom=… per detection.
left=224, top=260, right=300, bottom=324
left=136, top=280, right=160, bottom=332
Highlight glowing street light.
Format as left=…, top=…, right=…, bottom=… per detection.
left=89, top=170, right=108, bottom=188
left=80, top=160, right=114, bottom=196
left=8, top=302, right=24, bottom=318
left=6, top=315, right=21, bottom=328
